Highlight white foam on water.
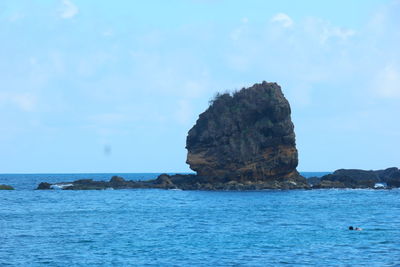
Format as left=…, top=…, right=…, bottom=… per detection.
left=50, top=183, right=73, bottom=190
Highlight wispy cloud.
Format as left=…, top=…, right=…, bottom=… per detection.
left=60, top=0, right=79, bottom=19
left=271, top=13, right=293, bottom=28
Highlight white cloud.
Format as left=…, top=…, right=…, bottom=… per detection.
left=60, top=0, right=79, bottom=19
left=373, top=64, right=400, bottom=98
left=271, top=13, right=293, bottom=28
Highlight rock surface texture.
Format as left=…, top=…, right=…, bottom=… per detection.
left=186, top=81, right=305, bottom=185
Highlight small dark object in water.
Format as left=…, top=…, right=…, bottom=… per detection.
left=349, top=226, right=362, bottom=231
left=0, top=184, right=14, bottom=190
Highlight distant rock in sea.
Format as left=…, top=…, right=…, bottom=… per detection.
left=310, top=167, right=400, bottom=189
left=0, top=184, right=14, bottom=190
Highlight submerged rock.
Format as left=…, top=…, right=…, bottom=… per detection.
left=0, top=184, right=14, bottom=190
left=186, top=81, right=306, bottom=187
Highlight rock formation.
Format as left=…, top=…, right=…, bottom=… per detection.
left=310, top=167, right=400, bottom=189
left=36, top=81, right=311, bottom=190
left=36, top=176, right=181, bottom=190
left=36, top=167, right=400, bottom=190
left=34, top=81, right=400, bottom=191
left=186, top=81, right=303, bottom=184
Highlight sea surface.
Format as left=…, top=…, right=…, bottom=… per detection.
left=1, top=173, right=399, bottom=266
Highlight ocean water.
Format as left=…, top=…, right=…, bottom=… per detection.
left=1, top=173, right=399, bottom=266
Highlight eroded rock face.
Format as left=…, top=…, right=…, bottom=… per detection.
left=186, top=81, right=301, bottom=182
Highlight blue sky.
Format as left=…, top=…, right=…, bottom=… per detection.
left=0, top=0, right=399, bottom=173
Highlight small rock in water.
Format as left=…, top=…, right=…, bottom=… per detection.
left=0, top=184, right=14, bottom=190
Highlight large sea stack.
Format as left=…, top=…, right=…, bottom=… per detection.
left=186, top=81, right=306, bottom=187
left=36, top=81, right=309, bottom=190
left=35, top=81, right=400, bottom=190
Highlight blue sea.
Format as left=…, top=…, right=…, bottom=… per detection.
left=1, top=172, right=399, bottom=266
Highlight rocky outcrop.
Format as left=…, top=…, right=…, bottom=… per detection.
left=36, top=173, right=309, bottom=190
left=36, top=167, right=400, bottom=190
left=36, top=81, right=310, bottom=190
left=35, top=79, right=400, bottom=191
left=37, top=177, right=141, bottom=190
left=0, top=184, right=14, bottom=190
left=376, top=167, right=400, bottom=187
left=35, top=175, right=175, bottom=190
left=311, top=167, right=400, bottom=189
left=186, top=81, right=305, bottom=186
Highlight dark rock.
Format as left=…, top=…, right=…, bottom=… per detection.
left=164, top=173, right=308, bottom=190
left=108, top=176, right=132, bottom=189
left=37, top=182, right=52, bottom=190
left=316, top=167, right=400, bottom=189
left=307, top=177, right=321, bottom=187
left=319, top=169, right=377, bottom=188
left=0, top=184, right=14, bottom=190
left=313, top=180, right=347, bottom=189
left=63, top=179, right=107, bottom=190
left=36, top=176, right=158, bottom=190
left=154, top=174, right=175, bottom=188
left=186, top=81, right=306, bottom=188
left=376, top=167, right=400, bottom=187
left=74, top=179, right=95, bottom=184
left=110, top=176, right=125, bottom=183
left=35, top=168, right=400, bottom=191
